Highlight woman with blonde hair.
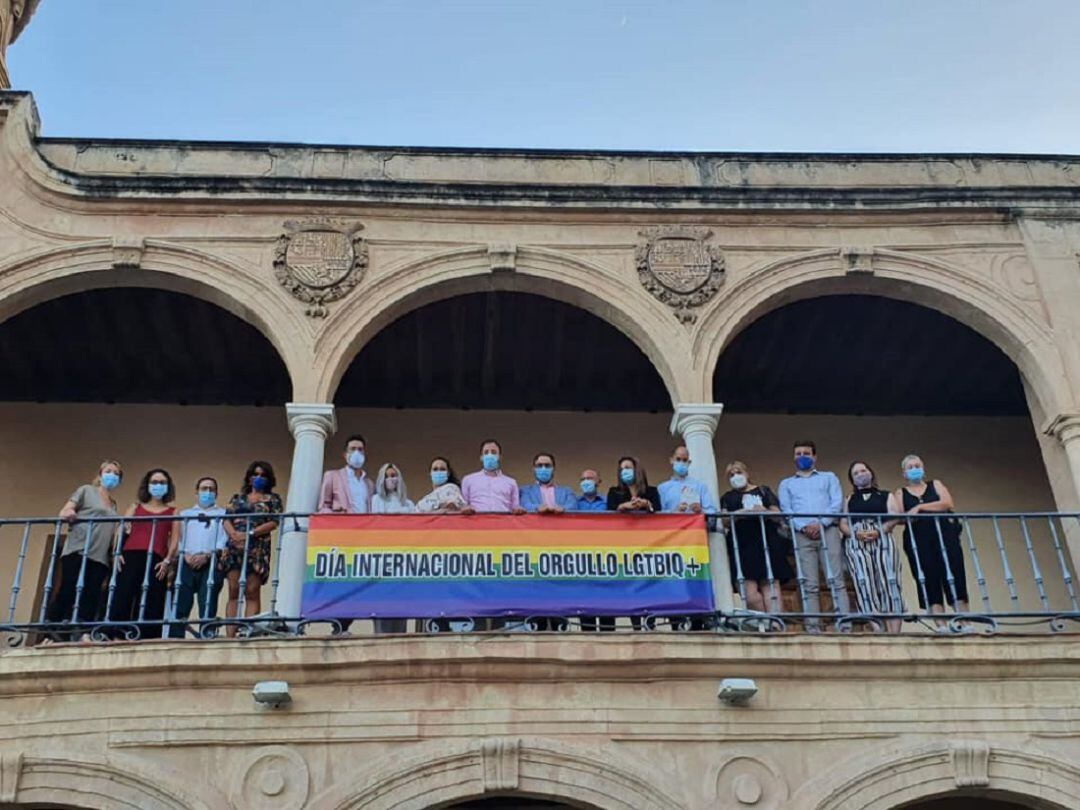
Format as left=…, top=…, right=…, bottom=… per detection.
left=888, top=454, right=969, bottom=626
left=46, top=460, right=123, bottom=640
left=371, top=462, right=416, bottom=514
left=719, top=460, right=792, bottom=613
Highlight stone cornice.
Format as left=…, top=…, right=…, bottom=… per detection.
left=3, top=93, right=1080, bottom=211
left=1, top=636, right=1078, bottom=696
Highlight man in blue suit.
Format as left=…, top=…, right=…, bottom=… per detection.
left=519, top=452, right=578, bottom=513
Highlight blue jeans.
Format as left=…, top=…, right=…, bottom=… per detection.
left=168, top=560, right=224, bottom=638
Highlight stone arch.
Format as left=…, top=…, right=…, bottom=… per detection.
left=695, top=247, right=1070, bottom=420
left=313, top=245, right=697, bottom=405
left=2, top=753, right=223, bottom=809
left=0, top=240, right=311, bottom=399
left=795, top=741, right=1079, bottom=810
left=306, top=737, right=686, bottom=810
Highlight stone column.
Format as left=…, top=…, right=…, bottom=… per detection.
left=277, top=403, right=336, bottom=619
left=669, top=403, right=733, bottom=611
left=1044, top=413, right=1080, bottom=575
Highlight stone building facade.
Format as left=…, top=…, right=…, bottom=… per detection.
left=0, top=34, right=1079, bottom=809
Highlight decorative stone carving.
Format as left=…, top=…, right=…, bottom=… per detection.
left=235, top=745, right=310, bottom=810
left=112, top=235, right=145, bottom=269
left=480, top=737, right=520, bottom=792
left=274, top=220, right=366, bottom=317
left=1, top=1, right=41, bottom=90
left=487, top=243, right=517, bottom=273
left=635, top=226, right=724, bottom=323
left=715, top=755, right=788, bottom=810
left=842, top=246, right=875, bottom=275
left=950, top=740, right=990, bottom=787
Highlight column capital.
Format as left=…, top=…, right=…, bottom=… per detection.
left=670, top=403, right=724, bottom=438
left=286, top=402, right=337, bottom=439
left=1044, top=412, right=1080, bottom=445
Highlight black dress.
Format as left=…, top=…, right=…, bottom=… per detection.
left=606, top=485, right=661, bottom=512
left=900, top=481, right=969, bottom=608
left=720, top=485, right=793, bottom=588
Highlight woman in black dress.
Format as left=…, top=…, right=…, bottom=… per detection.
left=719, top=460, right=793, bottom=613
left=839, top=461, right=904, bottom=633
left=606, top=456, right=661, bottom=630
left=887, top=454, right=969, bottom=627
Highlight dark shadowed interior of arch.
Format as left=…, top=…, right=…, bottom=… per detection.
left=336, top=292, right=670, bottom=411
left=896, top=794, right=1052, bottom=810
left=713, top=295, right=1027, bottom=415
left=440, top=798, right=588, bottom=810
left=0, top=289, right=291, bottom=405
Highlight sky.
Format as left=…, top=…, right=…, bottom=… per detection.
left=8, top=0, right=1080, bottom=153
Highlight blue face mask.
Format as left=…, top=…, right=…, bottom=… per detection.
left=148, top=482, right=169, bottom=500
left=580, top=479, right=597, bottom=495
left=535, top=467, right=553, bottom=484
left=795, top=455, right=815, bottom=472
left=482, top=453, right=500, bottom=472
left=620, top=468, right=635, bottom=485
left=198, top=490, right=217, bottom=509
left=100, top=472, right=120, bottom=491
left=347, top=450, right=365, bottom=470
left=672, top=461, right=690, bottom=477
left=905, top=467, right=926, bottom=483
left=431, top=470, right=449, bottom=486
left=251, top=475, right=270, bottom=493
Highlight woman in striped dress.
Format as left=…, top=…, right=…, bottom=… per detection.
left=839, top=461, right=904, bottom=633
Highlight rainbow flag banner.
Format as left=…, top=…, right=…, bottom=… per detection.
left=302, top=513, right=713, bottom=619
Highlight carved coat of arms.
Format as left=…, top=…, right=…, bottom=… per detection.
left=274, top=220, right=367, bottom=317
left=635, top=226, right=725, bottom=323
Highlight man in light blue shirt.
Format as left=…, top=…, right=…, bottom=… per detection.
left=575, top=469, right=609, bottom=512
left=658, top=445, right=718, bottom=515
left=777, top=440, right=850, bottom=628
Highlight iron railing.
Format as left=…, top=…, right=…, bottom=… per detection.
left=1, top=510, right=1078, bottom=644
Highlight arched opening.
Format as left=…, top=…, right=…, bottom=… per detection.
left=0, top=287, right=295, bottom=625
left=893, top=789, right=1069, bottom=810
left=332, top=291, right=675, bottom=495
left=439, top=798, right=589, bottom=810
left=712, top=294, right=1074, bottom=617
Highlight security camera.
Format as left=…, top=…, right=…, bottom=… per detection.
left=717, top=677, right=758, bottom=706
left=252, top=680, right=291, bottom=709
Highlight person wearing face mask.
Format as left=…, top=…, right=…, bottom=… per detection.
left=606, top=456, right=660, bottom=513
left=109, top=468, right=179, bottom=640
left=45, top=460, right=124, bottom=642
left=888, top=454, right=969, bottom=625
left=778, top=440, right=849, bottom=630
left=840, top=462, right=904, bottom=634
left=575, top=469, right=608, bottom=512
left=460, top=439, right=525, bottom=514
left=319, top=434, right=375, bottom=514
left=719, top=461, right=792, bottom=614
left=416, top=457, right=467, bottom=513
left=167, top=477, right=227, bottom=638
left=222, top=461, right=283, bottom=636
left=658, top=446, right=718, bottom=515
left=519, top=453, right=577, bottom=514
left=371, top=463, right=416, bottom=514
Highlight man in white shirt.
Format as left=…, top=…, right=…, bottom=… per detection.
left=168, top=477, right=227, bottom=638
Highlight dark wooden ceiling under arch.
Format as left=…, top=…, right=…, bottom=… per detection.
left=335, top=292, right=671, bottom=411
left=713, top=294, right=1027, bottom=415
left=0, top=288, right=290, bottom=405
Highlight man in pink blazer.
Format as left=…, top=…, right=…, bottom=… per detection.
left=319, top=434, right=375, bottom=513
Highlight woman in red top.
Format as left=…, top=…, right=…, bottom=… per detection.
left=108, top=468, right=179, bottom=640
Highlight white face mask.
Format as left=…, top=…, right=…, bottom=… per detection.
left=347, top=450, right=365, bottom=469
left=730, top=473, right=748, bottom=490
left=385, top=476, right=399, bottom=492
